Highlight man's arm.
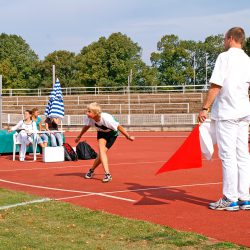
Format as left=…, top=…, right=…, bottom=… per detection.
left=198, top=83, right=221, bottom=123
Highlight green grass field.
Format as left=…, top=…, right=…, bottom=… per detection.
left=0, top=189, right=247, bottom=250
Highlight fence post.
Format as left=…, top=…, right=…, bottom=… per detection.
left=192, top=114, right=196, bottom=125
left=68, top=115, right=71, bottom=126
left=127, top=114, right=131, bottom=126
left=160, top=114, right=164, bottom=126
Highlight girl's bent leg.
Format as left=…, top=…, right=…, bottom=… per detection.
left=50, top=134, right=57, bottom=147
left=98, top=138, right=109, bottom=174
left=91, top=154, right=102, bottom=170
left=55, top=133, right=63, bottom=146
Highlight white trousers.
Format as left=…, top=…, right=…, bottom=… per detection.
left=216, top=119, right=250, bottom=201
left=17, top=132, right=33, bottom=160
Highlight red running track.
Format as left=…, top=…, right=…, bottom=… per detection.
left=0, top=131, right=250, bottom=247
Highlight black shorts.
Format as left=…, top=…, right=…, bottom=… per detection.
left=97, top=131, right=117, bottom=149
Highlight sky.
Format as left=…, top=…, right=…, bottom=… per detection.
left=0, top=0, right=249, bottom=64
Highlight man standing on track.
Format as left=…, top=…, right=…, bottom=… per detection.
left=198, top=27, right=250, bottom=211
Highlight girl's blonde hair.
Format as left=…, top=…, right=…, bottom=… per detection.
left=87, top=102, right=102, bottom=116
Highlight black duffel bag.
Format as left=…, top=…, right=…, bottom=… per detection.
left=76, top=141, right=97, bottom=160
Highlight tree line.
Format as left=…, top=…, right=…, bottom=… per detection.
left=0, top=32, right=250, bottom=89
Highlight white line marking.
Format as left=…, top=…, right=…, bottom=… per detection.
left=56, top=193, right=136, bottom=203
left=0, top=179, right=136, bottom=202
left=96, top=193, right=135, bottom=202
left=66, top=135, right=188, bottom=138
left=101, top=182, right=223, bottom=195
left=0, top=178, right=221, bottom=202
left=0, top=193, right=135, bottom=211
left=0, top=198, right=51, bottom=210
left=0, top=178, right=92, bottom=194
left=0, top=158, right=220, bottom=173
left=55, top=193, right=96, bottom=200
left=0, top=160, right=166, bottom=172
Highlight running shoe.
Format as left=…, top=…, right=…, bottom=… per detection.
left=102, top=173, right=112, bottom=183
left=209, top=197, right=239, bottom=211
left=238, top=200, right=250, bottom=210
left=85, top=169, right=94, bottom=179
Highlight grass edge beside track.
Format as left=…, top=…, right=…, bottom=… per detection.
left=0, top=188, right=247, bottom=250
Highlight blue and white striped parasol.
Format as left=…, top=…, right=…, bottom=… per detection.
left=44, top=78, right=64, bottom=118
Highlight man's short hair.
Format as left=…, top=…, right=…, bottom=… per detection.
left=226, top=27, right=245, bottom=45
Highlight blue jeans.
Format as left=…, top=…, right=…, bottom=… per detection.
left=38, top=134, right=48, bottom=144
left=50, top=133, right=63, bottom=147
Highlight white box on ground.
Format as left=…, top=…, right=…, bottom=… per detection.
left=42, top=146, right=65, bottom=162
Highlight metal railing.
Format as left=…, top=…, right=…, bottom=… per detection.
left=2, top=113, right=207, bottom=127
left=1, top=84, right=209, bottom=96
left=1, top=102, right=190, bottom=115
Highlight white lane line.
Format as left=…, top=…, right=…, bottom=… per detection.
left=0, top=192, right=135, bottom=211
left=55, top=193, right=96, bottom=200
left=96, top=193, right=135, bottom=202
left=0, top=198, right=51, bottom=210
left=0, top=178, right=221, bottom=204
left=66, top=135, right=188, bottom=138
left=0, top=160, right=166, bottom=172
left=100, top=182, right=222, bottom=195
left=0, top=158, right=220, bottom=173
left=0, top=178, right=92, bottom=194
left=0, top=178, right=222, bottom=196
left=56, top=193, right=136, bottom=203
left=0, top=178, right=136, bottom=203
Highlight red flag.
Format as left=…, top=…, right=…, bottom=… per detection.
left=156, top=125, right=202, bottom=174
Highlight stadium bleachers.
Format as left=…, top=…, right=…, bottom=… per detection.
left=2, top=93, right=206, bottom=115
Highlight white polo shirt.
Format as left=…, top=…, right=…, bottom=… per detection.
left=210, top=48, right=250, bottom=120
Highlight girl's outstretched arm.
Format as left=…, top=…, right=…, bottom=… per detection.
left=117, top=125, right=135, bottom=141
left=75, top=125, right=91, bottom=143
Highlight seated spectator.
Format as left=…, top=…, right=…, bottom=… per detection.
left=44, top=117, right=63, bottom=147
left=8, top=110, right=45, bottom=161
left=31, top=107, right=48, bottom=147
